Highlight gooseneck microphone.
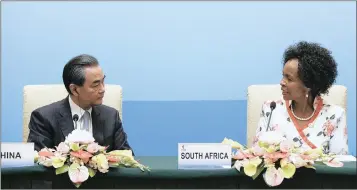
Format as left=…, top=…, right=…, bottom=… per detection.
left=73, top=114, right=79, bottom=129
left=266, top=101, right=276, bottom=132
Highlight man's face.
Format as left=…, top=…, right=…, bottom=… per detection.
left=77, top=65, right=106, bottom=108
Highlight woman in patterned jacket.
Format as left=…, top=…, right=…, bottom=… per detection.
left=254, top=41, right=348, bottom=155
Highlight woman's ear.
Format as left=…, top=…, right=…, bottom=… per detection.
left=305, top=87, right=311, bottom=97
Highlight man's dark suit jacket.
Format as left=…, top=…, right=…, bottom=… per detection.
left=27, top=97, right=133, bottom=154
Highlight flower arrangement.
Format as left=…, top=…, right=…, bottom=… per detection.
left=34, top=129, right=150, bottom=188
left=222, top=131, right=344, bottom=187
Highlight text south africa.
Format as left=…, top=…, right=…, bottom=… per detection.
left=181, top=152, right=229, bottom=159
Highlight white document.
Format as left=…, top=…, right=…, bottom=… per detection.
left=334, top=155, right=356, bottom=162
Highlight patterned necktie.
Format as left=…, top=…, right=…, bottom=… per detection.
left=82, top=110, right=90, bottom=131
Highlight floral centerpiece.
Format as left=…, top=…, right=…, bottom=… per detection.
left=34, top=129, right=150, bottom=188
left=222, top=131, right=344, bottom=187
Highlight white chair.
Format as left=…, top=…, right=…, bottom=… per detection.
left=246, top=84, right=347, bottom=148
left=22, top=84, right=123, bottom=142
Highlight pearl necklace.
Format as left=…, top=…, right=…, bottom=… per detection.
left=291, top=105, right=315, bottom=121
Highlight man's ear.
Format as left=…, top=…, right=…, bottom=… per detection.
left=69, top=84, right=79, bottom=96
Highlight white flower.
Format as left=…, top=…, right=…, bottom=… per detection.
left=68, top=163, right=89, bottom=184
left=91, top=154, right=109, bottom=173
left=56, top=142, right=70, bottom=154
left=221, top=138, right=244, bottom=149
left=263, top=166, right=284, bottom=187
left=66, top=129, right=95, bottom=144
left=258, top=131, right=286, bottom=145
left=38, top=156, right=53, bottom=167
left=87, top=143, right=100, bottom=154
left=288, top=153, right=307, bottom=168
left=233, top=159, right=248, bottom=172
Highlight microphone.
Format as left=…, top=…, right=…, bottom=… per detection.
left=266, top=101, right=276, bottom=132
left=73, top=114, right=79, bottom=130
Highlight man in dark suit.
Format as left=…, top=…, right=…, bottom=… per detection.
left=27, top=54, right=133, bottom=154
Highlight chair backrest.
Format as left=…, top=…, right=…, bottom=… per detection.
left=22, top=84, right=123, bottom=142
left=246, top=84, right=347, bottom=148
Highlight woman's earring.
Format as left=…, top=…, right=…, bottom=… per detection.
left=306, top=94, right=309, bottom=98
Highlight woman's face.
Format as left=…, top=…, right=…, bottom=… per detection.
left=280, top=59, right=308, bottom=101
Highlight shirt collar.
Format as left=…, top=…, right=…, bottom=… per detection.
left=68, top=96, right=92, bottom=119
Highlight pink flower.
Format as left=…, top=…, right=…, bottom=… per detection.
left=280, top=140, right=293, bottom=153
left=86, top=143, right=100, bottom=154
left=323, top=121, right=335, bottom=137
left=264, top=158, right=275, bottom=166
left=232, top=150, right=254, bottom=160
left=106, top=155, right=120, bottom=163
left=252, top=145, right=265, bottom=156
left=263, top=167, right=284, bottom=187
left=243, top=150, right=255, bottom=159
left=324, top=159, right=344, bottom=168
left=68, top=163, right=89, bottom=185
left=56, top=142, right=70, bottom=154
left=70, top=150, right=93, bottom=164
left=233, top=151, right=246, bottom=160
left=38, top=148, right=55, bottom=157
left=264, top=152, right=289, bottom=163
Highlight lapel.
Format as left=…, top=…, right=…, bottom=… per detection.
left=91, top=106, right=105, bottom=145
left=58, top=97, right=75, bottom=138
left=57, top=97, right=105, bottom=144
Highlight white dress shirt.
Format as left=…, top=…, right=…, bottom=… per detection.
left=68, top=96, right=93, bottom=134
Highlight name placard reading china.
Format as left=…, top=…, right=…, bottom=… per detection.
left=178, top=143, right=231, bottom=169
left=1, top=143, right=35, bottom=168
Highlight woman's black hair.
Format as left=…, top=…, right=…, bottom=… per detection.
left=283, top=41, right=338, bottom=98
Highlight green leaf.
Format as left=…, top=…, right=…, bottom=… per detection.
left=304, top=165, right=316, bottom=170
left=109, top=163, right=119, bottom=167
left=69, top=163, right=80, bottom=171
left=80, top=145, right=87, bottom=149
left=88, top=167, right=96, bottom=177
left=74, top=183, right=81, bottom=188
left=70, top=143, right=80, bottom=151
left=252, top=163, right=265, bottom=180
left=55, top=165, right=69, bottom=175
left=314, top=161, right=325, bottom=165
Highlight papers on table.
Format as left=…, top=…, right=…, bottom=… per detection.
left=334, top=155, right=356, bottom=162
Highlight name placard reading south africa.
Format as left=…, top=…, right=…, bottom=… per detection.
left=178, top=143, right=231, bottom=169
left=1, top=142, right=35, bottom=168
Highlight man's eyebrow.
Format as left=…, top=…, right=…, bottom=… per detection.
left=92, top=75, right=106, bottom=84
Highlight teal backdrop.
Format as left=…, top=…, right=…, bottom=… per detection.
left=1, top=1, right=356, bottom=156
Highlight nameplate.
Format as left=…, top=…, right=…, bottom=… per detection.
left=178, top=143, right=231, bottom=169
left=1, top=143, right=35, bottom=168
